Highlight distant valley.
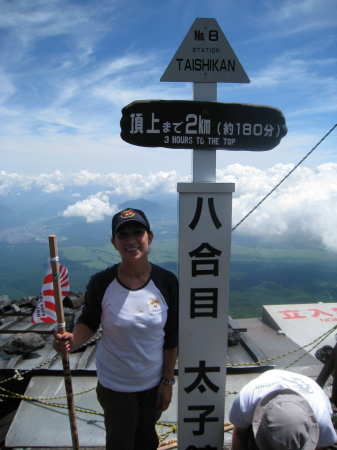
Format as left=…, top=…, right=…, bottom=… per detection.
left=1, top=190, right=337, bottom=318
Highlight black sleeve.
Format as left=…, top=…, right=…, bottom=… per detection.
left=76, top=266, right=117, bottom=332
left=151, top=264, right=179, bottom=349
left=164, top=272, right=178, bottom=349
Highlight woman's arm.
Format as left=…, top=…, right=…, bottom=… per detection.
left=157, top=346, right=178, bottom=412
left=162, top=346, right=178, bottom=381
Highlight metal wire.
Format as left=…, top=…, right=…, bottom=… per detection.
left=232, top=123, right=337, bottom=231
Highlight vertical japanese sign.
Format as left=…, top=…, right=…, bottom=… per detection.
left=178, top=182, right=234, bottom=450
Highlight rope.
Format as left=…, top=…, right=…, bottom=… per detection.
left=232, top=123, right=337, bottom=231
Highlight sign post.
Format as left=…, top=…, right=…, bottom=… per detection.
left=160, top=16, right=250, bottom=182
left=161, top=17, right=247, bottom=449
left=177, top=182, right=234, bottom=449
left=192, top=83, right=217, bottom=182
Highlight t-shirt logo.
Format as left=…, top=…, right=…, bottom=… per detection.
left=148, top=298, right=161, bottom=313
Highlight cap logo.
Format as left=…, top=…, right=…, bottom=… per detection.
left=120, top=209, right=136, bottom=220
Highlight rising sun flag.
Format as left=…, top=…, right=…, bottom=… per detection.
left=32, top=263, right=70, bottom=324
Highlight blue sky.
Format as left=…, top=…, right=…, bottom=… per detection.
left=1, top=0, right=337, bottom=250
left=1, top=0, right=336, bottom=175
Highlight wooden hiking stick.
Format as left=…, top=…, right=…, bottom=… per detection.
left=49, top=234, right=80, bottom=450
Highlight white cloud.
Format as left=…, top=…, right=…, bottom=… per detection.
left=0, top=70, right=15, bottom=104
left=62, top=191, right=118, bottom=223
left=69, top=170, right=181, bottom=195
left=0, top=169, right=66, bottom=194
left=60, top=170, right=182, bottom=222
left=92, top=75, right=189, bottom=108
left=276, top=0, right=337, bottom=23
left=248, top=54, right=337, bottom=123
left=86, top=55, right=154, bottom=86
left=0, top=0, right=115, bottom=45
left=263, top=0, right=337, bottom=34
left=3, top=164, right=337, bottom=251
left=252, top=54, right=336, bottom=93
left=217, top=163, right=337, bottom=251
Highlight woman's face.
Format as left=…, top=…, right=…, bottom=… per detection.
left=112, top=223, right=153, bottom=263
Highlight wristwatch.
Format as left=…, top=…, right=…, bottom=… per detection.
left=161, top=377, right=175, bottom=385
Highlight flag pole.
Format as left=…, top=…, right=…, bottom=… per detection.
left=48, top=234, right=80, bottom=450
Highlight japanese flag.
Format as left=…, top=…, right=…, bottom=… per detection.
left=32, top=263, right=70, bottom=324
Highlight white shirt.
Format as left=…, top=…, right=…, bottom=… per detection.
left=96, top=277, right=168, bottom=392
left=229, top=369, right=337, bottom=448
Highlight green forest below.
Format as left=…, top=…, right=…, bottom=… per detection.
left=1, top=238, right=337, bottom=319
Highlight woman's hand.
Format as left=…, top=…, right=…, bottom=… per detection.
left=53, top=331, right=74, bottom=354
left=53, top=323, right=95, bottom=354
left=157, top=382, right=173, bottom=412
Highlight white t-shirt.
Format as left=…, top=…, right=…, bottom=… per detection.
left=96, top=277, right=168, bottom=392
left=229, top=369, right=337, bottom=448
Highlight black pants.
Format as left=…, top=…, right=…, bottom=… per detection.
left=247, top=426, right=259, bottom=450
left=96, top=382, right=160, bottom=450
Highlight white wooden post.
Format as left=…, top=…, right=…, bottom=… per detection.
left=192, top=83, right=217, bottom=183
left=177, top=182, right=234, bottom=449
left=159, top=17, right=249, bottom=449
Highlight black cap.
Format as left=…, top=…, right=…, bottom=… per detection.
left=112, top=208, right=151, bottom=235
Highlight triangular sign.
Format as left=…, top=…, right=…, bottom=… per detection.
left=161, top=18, right=250, bottom=83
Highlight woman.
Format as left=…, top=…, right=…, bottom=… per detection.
left=54, top=208, right=178, bottom=450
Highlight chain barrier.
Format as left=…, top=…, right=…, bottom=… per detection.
left=0, top=384, right=177, bottom=442
left=0, top=353, right=60, bottom=386
left=0, top=331, right=102, bottom=387
left=1, top=323, right=336, bottom=446
left=224, top=324, right=337, bottom=396
left=0, top=383, right=96, bottom=402
left=284, top=324, right=337, bottom=369
left=225, top=324, right=337, bottom=368
left=1, top=324, right=336, bottom=403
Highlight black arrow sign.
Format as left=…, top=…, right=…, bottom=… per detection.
left=120, top=100, right=287, bottom=151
